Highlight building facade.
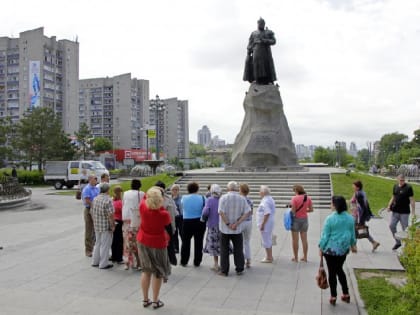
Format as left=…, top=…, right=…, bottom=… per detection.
left=149, top=97, right=189, bottom=160
left=79, top=73, right=149, bottom=149
left=197, top=125, right=211, bottom=147
left=0, top=27, right=79, bottom=134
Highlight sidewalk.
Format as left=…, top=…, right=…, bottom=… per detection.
left=0, top=187, right=413, bottom=315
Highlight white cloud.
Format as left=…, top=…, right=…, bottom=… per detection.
left=2, top=0, right=419, bottom=150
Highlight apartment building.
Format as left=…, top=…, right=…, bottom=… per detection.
left=149, top=97, right=189, bottom=159
left=0, top=27, right=79, bottom=134
left=79, top=73, right=149, bottom=149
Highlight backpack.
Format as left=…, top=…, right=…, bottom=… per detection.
left=283, top=208, right=293, bottom=231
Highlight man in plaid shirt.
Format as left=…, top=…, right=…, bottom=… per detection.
left=91, top=183, right=115, bottom=269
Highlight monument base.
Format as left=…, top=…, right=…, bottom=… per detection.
left=230, top=83, right=301, bottom=170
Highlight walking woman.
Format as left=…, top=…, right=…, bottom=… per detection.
left=137, top=187, right=171, bottom=309
left=290, top=184, right=313, bottom=262
left=319, top=196, right=357, bottom=305
left=351, top=180, right=380, bottom=252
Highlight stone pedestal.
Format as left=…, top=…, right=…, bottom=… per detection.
left=230, top=83, right=300, bottom=171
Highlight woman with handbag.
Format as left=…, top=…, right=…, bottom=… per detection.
left=122, top=179, right=144, bottom=270
left=351, top=180, right=380, bottom=252
left=319, top=196, right=357, bottom=305
left=289, top=185, right=313, bottom=262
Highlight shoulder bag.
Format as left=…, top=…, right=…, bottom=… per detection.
left=316, top=256, right=329, bottom=289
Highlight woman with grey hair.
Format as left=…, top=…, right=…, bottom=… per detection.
left=202, top=184, right=223, bottom=271
left=256, top=185, right=276, bottom=263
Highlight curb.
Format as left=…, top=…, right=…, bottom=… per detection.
left=345, top=264, right=368, bottom=315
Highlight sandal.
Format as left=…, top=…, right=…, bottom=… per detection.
left=329, top=297, right=337, bottom=305
left=142, top=299, right=152, bottom=308
left=152, top=300, right=164, bottom=309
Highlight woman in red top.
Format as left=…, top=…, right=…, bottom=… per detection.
left=111, top=186, right=124, bottom=263
left=137, top=187, right=171, bottom=309
left=290, top=184, right=313, bottom=262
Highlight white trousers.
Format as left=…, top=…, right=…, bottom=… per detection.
left=242, top=221, right=253, bottom=260
left=92, top=231, right=113, bottom=268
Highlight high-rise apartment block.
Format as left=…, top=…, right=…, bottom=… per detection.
left=0, top=27, right=79, bottom=134
left=79, top=73, right=149, bottom=149
left=149, top=97, right=189, bottom=159
left=197, top=125, right=211, bottom=147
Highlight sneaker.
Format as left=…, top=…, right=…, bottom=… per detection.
left=372, top=242, right=380, bottom=252
left=392, top=243, right=401, bottom=251
left=236, top=270, right=244, bottom=276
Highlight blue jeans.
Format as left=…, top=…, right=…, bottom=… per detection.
left=389, top=212, right=409, bottom=245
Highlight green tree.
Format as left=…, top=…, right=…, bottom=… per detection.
left=314, top=147, right=334, bottom=165
left=411, top=128, right=420, bottom=146
left=189, top=142, right=206, bottom=158
left=377, top=132, right=408, bottom=166
left=92, top=137, right=112, bottom=153
left=356, top=148, right=370, bottom=170
left=0, top=117, right=13, bottom=167
left=75, top=123, right=92, bottom=159
left=49, top=131, right=77, bottom=161
left=12, top=108, right=64, bottom=170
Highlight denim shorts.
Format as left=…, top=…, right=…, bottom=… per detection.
left=291, top=217, right=308, bottom=232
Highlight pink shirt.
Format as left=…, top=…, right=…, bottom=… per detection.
left=290, top=194, right=313, bottom=219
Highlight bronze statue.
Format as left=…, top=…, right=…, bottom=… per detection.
left=243, top=18, right=277, bottom=85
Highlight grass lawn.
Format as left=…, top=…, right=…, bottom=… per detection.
left=331, top=172, right=420, bottom=215
left=355, top=269, right=418, bottom=315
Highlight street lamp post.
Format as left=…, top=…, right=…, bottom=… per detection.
left=140, top=125, right=150, bottom=160
left=146, top=129, right=149, bottom=159
left=149, top=95, right=166, bottom=160
left=335, top=141, right=340, bottom=167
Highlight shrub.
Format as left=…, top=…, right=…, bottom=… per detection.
left=399, top=219, right=420, bottom=314
left=17, top=170, right=45, bottom=185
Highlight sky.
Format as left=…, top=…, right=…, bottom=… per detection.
left=2, top=0, right=420, bottom=150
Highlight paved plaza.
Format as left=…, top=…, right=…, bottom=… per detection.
left=0, top=177, right=415, bottom=315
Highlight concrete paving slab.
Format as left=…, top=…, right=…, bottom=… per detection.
left=0, top=184, right=415, bottom=314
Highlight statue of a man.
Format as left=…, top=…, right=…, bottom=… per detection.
left=243, top=18, right=277, bottom=85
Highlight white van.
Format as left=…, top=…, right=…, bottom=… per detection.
left=44, top=160, right=109, bottom=189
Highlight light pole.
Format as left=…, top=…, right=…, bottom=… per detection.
left=149, top=95, right=166, bottom=160
left=335, top=141, right=340, bottom=167
left=140, top=125, right=150, bottom=160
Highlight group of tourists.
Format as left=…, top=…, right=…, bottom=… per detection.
left=79, top=173, right=415, bottom=309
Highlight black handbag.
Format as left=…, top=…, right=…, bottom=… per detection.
left=355, top=224, right=369, bottom=239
